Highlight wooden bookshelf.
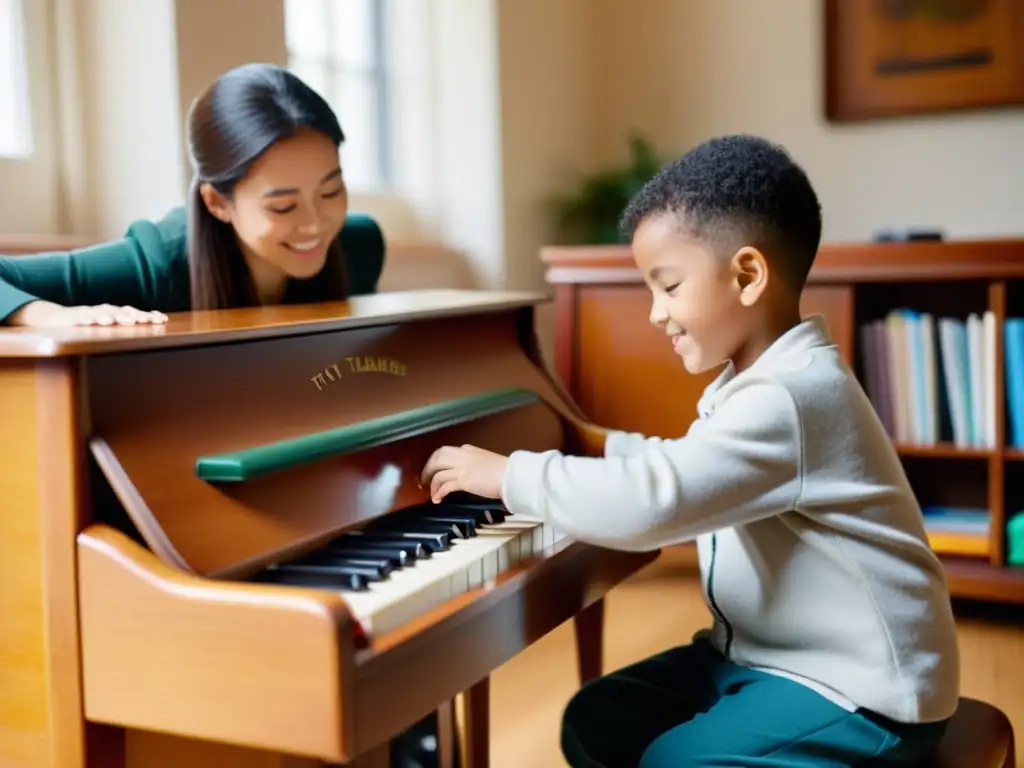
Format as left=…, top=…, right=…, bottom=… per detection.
left=541, top=238, right=1024, bottom=605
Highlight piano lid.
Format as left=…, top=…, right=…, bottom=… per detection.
left=84, top=295, right=578, bottom=579
left=0, top=288, right=547, bottom=357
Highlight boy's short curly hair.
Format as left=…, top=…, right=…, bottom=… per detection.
left=620, top=134, right=822, bottom=290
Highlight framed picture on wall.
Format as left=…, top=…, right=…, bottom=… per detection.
left=825, top=0, right=1024, bottom=121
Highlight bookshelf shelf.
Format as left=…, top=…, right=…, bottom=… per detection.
left=943, top=557, right=1024, bottom=604
left=893, top=443, right=996, bottom=459
left=543, top=237, right=1024, bottom=605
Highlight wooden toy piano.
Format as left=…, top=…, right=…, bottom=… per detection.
left=0, top=288, right=657, bottom=768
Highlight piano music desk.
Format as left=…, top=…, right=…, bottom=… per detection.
left=0, top=289, right=657, bottom=768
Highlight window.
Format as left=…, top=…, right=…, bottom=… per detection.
left=285, top=0, right=390, bottom=191
left=0, top=0, right=33, bottom=158
left=0, top=0, right=57, bottom=233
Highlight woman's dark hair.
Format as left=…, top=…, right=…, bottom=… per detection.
left=185, top=63, right=348, bottom=310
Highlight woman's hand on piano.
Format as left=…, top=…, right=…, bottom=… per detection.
left=420, top=444, right=508, bottom=503
left=8, top=300, right=168, bottom=327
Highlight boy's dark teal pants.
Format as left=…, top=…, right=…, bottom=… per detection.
left=561, top=637, right=949, bottom=767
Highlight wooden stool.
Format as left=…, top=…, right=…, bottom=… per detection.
left=923, top=697, right=1015, bottom=768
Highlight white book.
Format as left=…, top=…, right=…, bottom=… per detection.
left=886, top=313, right=910, bottom=442
left=983, top=311, right=997, bottom=448
left=967, top=313, right=984, bottom=446
left=921, top=314, right=938, bottom=444
left=938, top=318, right=969, bottom=447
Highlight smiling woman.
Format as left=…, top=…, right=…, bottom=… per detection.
left=0, top=63, right=385, bottom=328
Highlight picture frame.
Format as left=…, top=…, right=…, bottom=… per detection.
left=824, top=0, right=1024, bottom=121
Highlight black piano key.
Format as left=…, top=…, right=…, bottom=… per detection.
left=312, top=548, right=405, bottom=570
left=439, top=491, right=503, bottom=507
left=416, top=514, right=477, bottom=537
left=485, top=507, right=508, bottom=524
left=256, top=567, right=368, bottom=592
left=327, top=538, right=425, bottom=561
left=442, top=494, right=508, bottom=513
left=397, top=506, right=478, bottom=536
left=362, top=520, right=454, bottom=536
left=276, top=562, right=386, bottom=582
left=299, top=553, right=395, bottom=576
left=436, top=500, right=508, bottom=523
left=373, top=519, right=464, bottom=539
left=350, top=529, right=450, bottom=552
left=430, top=504, right=498, bottom=526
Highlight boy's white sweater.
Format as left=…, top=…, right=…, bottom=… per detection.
left=502, top=316, right=960, bottom=723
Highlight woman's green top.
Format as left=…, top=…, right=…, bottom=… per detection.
left=0, top=206, right=385, bottom=323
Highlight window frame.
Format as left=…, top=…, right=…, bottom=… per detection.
left=0, top=0, right=35, bottom=158
left=0, top=0, right=59, bottom=234
left=285, top=0, right=392, bottom=191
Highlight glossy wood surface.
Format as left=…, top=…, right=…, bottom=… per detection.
left=573, top=285, right=717, bottom=438
left=78, top=525, right=353, bottom=759
left=541, top=239, right=1024, bottom=603
left=77, top=517, right=655, bottom=761
left=542, top=239, right=1024, bottom=286
left=0, top=288, right=545, bottom=357
left=1, top=291, right=655, bottom=767
left=0, top=358, right=89, bottom=768
left=454, top=680, right=489, bottom=768
left=824, top=0, right=1024, bottom=122
left=87, top=309, right=580, bottom=578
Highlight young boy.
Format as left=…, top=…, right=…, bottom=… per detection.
left=420, top=134, right=960, bottom=767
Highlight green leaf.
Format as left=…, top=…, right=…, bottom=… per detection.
left=546, top=133, right=667, bottom=244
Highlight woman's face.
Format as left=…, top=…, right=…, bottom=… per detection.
left=201, top=129, right=349, bottom=284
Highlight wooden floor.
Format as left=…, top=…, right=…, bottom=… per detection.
left=488, top=550, right=1024, bottom=767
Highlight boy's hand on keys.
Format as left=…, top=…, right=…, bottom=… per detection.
left=420, top=444, right=508, bottom=503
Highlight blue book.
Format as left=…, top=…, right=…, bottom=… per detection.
left=893, top=310, right=928, bottom=442
left=1005, top=319, right=1024, bottom=448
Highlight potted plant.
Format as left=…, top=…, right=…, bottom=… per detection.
left=547, top=133, right=665, bottom=245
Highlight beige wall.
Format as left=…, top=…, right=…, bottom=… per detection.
left=497, top=0, right=594, bottom=291
left=19, top=0, right=1024, bottom=276
left=588, top=0, right=1024, bottom=243
left=51, top=0, right=288, bottom=238
left=173, top=0, right=289, bottom=193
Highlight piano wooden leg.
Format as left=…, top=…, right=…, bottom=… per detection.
left=574, top=598, right=605, bottom=684
left=437, top=701, right=455, bottom=768
left=453, top=677, right=490, bottom=768
left=441, top=599, right=604, bottom=768
left=0, top=359, right=88, bottom=768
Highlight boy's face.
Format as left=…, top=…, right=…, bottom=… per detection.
left=632, top=213, right=768, bottom=374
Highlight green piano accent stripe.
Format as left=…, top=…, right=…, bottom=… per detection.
left=195, top=386, right=542, bottom=482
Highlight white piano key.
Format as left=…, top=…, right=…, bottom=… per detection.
left=341, top=517, right=544, bottom=637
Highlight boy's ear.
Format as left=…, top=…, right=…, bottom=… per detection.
left=731, top=246, right=769, bottom=307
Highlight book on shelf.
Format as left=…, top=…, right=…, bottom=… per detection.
left=1005, top=318, right=1024, bottom=449
left=859, top=309, right=996, bottom=449
left=920, top=505, right=990, bottom=557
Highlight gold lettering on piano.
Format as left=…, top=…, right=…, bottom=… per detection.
left=346, top=356, right=408, bottom=376
left=310, top=362, right=343, bottom=391
left=310, top=357, right=408, bottom=390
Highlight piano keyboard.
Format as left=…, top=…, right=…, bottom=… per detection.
left=254, top=499, right=567, bottom=637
